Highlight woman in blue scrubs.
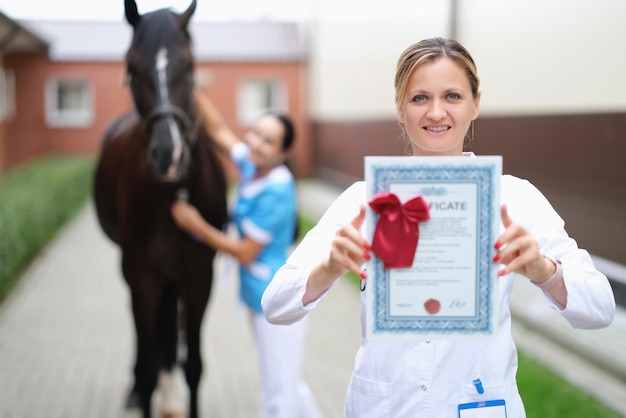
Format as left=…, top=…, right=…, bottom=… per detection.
left=171, top=91, right=320, bottom=418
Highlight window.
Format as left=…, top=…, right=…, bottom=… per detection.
left=237, top=79, right=286, bottom=126
left=45, top=78, right=94, bottom=128
left=0, top=69, right=15, bottom=122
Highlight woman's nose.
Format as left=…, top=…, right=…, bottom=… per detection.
left=426, top=99, right=446, bottom=120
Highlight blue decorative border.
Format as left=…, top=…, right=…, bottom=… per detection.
left=368, top=161, right=499, bottom=336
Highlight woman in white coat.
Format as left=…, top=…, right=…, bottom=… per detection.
left=261, top=37, right=615, bottom=418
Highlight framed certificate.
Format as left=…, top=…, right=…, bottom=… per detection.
left=365, top=156, right=502, bottom=339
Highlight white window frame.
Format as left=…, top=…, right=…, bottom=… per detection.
left=237, top=79, right=287, bottom=127
left=45, top=77, right=94, bottom=128
left=0, top=68, right=16, bottom=122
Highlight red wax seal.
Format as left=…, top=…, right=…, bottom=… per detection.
left=424, top=299, right=441, bottom=315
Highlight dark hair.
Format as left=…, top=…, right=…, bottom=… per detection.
left=273, top=113, right=295, bottom=151
left=267, top=112, right=299, bottom=242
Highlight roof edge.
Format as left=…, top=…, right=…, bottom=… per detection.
left=0, top=11, right=49, bottom=53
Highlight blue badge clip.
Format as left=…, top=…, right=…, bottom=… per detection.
left=473, top=378, right=484, bottom=394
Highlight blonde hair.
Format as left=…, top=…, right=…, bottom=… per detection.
left=394, top=37, right=480, bottom=111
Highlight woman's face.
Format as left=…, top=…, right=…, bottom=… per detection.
left=244, top=114, right=286, bottom=173
left=398, top=57, right=480, bottom=156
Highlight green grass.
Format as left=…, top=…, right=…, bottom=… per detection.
left=297, top=215, right=317, bottom=242
left=518, top=352, right=623, bottom=417
left=297, top=215, right=624, bottom=418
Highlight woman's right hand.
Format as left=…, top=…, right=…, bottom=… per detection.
left=303, top=205, right=371, bottom=306
left=327, top=204, right=371, bottom=279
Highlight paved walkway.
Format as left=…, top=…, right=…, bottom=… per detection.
left=0, top=188, right=360, bottom=418
left=0, top=179, right=624, bottom=418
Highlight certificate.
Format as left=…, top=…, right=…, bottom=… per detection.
left=365, top=156, right=501, bottom=339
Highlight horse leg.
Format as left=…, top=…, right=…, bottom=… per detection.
left=126, top=265, right=163, bottom=418
left=182, top=274, right=213, bottom=418
left=127, top=350, right=142, bottom=409
left=156, top=281, right=187, bottom=416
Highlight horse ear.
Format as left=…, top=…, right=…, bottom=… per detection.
left=125, top=0, right=141, bottom=27
left=179, top=0, right=197, bottom=28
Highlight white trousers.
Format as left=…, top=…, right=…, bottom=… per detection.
left=251, top=312, right=322, bottom=418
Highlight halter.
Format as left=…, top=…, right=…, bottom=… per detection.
left=143, top=103, right=197, bottom=145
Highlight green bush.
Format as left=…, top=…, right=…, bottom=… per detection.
left=0, top=155, right=95, bottom=300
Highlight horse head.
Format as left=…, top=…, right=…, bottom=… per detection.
left=124, top=0, right=198, bottom=182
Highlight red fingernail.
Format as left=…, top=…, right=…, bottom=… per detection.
left=498, top=269, right=506, bottom=277
left=360, top=272, right=368, bottom=279
left=363, top=243, right=372, bottom=251
left=492, top=254, right=500, bottom=262
left=494, top=241, right=502, bottom=250
left=363, top=253, right=371, bottom=261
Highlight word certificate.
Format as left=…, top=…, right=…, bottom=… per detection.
left=365, top=156, right=502, bottom=340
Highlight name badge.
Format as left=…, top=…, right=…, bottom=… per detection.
left=458, top=399, right=507, bottom=417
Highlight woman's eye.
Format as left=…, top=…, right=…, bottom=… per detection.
left=411, top=95, right=427, bottom=103
left=447, top=93, right=461, bottom=100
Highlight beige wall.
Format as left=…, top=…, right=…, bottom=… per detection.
left=309, top=0, right=626, bottom=121
left=459, top=0, right=626, bottom=116
left=308, top=2, right=450, bottom=121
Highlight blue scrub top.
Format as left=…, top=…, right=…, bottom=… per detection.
left=230, top=142, right=297, bottom=313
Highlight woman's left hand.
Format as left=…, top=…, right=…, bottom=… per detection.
left=171, top=200, right=203, bottom=234
left=494, top=204, right=556, bottom=283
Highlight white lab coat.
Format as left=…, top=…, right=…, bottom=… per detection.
left=262, top=175, right=615, bottom=418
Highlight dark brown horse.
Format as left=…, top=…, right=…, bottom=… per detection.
left=93, top=1, right=227, bottom=417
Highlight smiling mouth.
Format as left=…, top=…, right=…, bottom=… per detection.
left=425, top=126, right=450, bottom=133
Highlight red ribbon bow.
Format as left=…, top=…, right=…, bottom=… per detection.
left=368, top=192, right=430, bottom=269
